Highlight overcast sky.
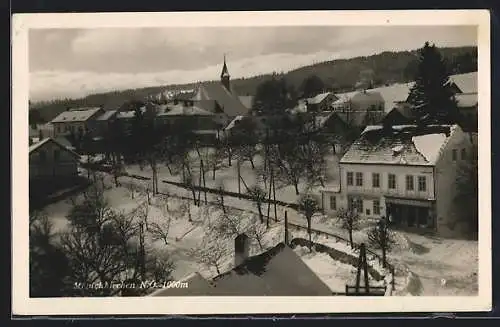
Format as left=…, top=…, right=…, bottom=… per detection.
left=29, top=25, right=477, bottom=101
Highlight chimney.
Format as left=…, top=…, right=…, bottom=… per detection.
left=234, top=233, right=250, bottom=267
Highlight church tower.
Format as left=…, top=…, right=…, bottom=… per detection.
left=220, top=54, right=231, bottom=92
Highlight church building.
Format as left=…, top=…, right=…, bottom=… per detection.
left=191, top=56, right=253, bottom=125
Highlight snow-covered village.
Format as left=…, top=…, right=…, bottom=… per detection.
left=27, top=26, right=479, bottom=298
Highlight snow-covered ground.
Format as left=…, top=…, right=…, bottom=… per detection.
left=158, top=167, right=479, bottom=295
left=42, top=149, right=478, bottom=296
left=125, top=150, right=341, bottom=205
left=40, top=175, right=372, bottom=293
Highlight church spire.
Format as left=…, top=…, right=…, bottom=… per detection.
left=221, top=54, right=231, bottom=91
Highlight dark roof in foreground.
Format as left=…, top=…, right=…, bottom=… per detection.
left=149, top=243, right=332, bottom=296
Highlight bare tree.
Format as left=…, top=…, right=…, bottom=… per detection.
left=110, top=161, right=124, bottom=187
left=135, top=201, right=150, bottom=228
left=194, top=144, right=210, bottom=204
left=367, top=218, right=395, bottom=268
left=147, top=219, right=171, bottom=246
left=234, top=144, right=258, bottom=169
left=297, top=193, right=321, bottom=252
left=208, top=143, right=225, bottom=180
left=215, top=184, right=227, bottom=215
left=124, top=180, right=140, bottom=199
left=214, top=208, right=243, bottom=238
left=190, top=230, right=229, bottom=275
left=270, top=143, right=303, bottom=195
left=304, top=140, right=328, bottom=187
left=337, top=208, right=360, bottom=248
left=247, top=216, right=267, bottom=251
left=177, top=199, right=192, bottom=222
left=182, top=157, right=198, bottom=206
left=246, top=185, right=267, bottom=224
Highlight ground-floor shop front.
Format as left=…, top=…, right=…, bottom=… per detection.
left=385, top=196, right=436, bottom=230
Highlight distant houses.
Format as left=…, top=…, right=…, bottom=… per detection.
left=320, top=124, right=474, bottom=237
left=36, top=62, right=476, bottom=156
left=303, top=91, right=338, bottom=112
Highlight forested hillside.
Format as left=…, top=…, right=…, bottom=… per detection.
left=30, top=45, right=476, bottom=124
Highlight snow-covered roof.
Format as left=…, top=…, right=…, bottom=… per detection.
left=238, top=96, right=254, bottom=110
left=340, top=124, right=457, bottom=166
left=194, top=83, right=250, bottom=117
left=157, top=104, right=214, bottom=116
left=224, top=115, right=245, bottom=130
left=334, top=83, right=413, bottom=113
left=29, top=137, right=80, bottom=158
left=411, top=133, right=448, bottom=163
left=307, top=92, right=333, bottom=105
left=448, top=72, right=478, bottom=94
left=456, top=93, right=478, bottom=108
left=116, top=107, right=146, bottom=119
left=50, top=107, right=102, bottom=123
left=96, top=110, right=117, bottom=121
left=332, top=71, right=476, bottom=113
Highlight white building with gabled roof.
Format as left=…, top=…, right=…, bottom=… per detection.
left=321, top=124, right=474, bottom=237
left=50, top=107, right=105, bottom=138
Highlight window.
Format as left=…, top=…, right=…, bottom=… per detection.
left=366, top=209, right=371, bottom=215
left=388, top=174, right=396, bottom=189
left=418, top=176, right=427, bottom=192
left=348, top=197, right=363, bottom=213
left=356, top=198, right=364, bottom=212
left=373, top=200, right=381, bottom=215
left=372, top=173, right=380, bottom=188
left=461, top=148, right=467, bottom=160
left=406, top=175, right=414, bottom=191
left=347, top=172, right=353, bottom=186
left=452, top=149, right=458, bottom=161
left=355, top=172, right=363, bottom=186
left=329, top=196, right=336, bottom=210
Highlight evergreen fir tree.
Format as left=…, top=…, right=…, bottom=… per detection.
left=407, top=42, right=459, bottom=124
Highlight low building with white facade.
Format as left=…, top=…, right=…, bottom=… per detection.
left=321, top=124, right=474, bottom=237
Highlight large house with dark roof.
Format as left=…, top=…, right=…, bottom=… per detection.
left=321, top=124, right=474, bottom=237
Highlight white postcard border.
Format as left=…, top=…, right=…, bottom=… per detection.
left=12, top=10, right=492, bottom=315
